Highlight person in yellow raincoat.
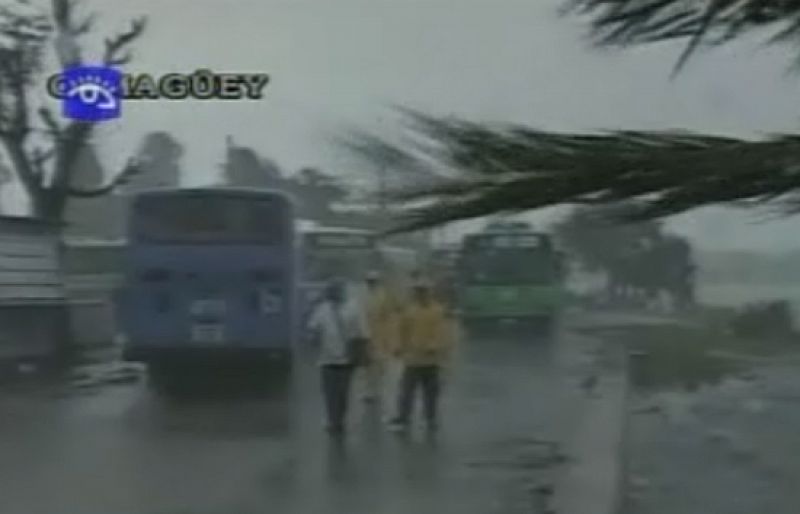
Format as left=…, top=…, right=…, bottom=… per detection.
left=389, top=281, right=456, bottom=432
left=359, top=271, right=399, bottom=403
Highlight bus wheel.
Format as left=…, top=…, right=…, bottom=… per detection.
left=461, top=319, right=491, bottom=339
left=147, top=363, right=181, bottom=395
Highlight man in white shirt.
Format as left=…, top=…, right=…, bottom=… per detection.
left=307, top=278, right=369, bottom=436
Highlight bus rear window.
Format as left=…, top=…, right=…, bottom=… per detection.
left=459, top=250, right=559, bottom=285
left=131, top=195, right=288, bottom=244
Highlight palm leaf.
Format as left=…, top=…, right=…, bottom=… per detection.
left=564, top=0, right=800, bottom=71
left=358, top=111, right=800, bottom=234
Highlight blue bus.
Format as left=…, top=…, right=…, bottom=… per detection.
left=115, top=188, right=296, bottom=383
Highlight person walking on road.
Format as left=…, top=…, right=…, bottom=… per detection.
left=389, top=281, right=456, bottom=433
left=359, top=271, right=398, bottom=404
left=307, top=278, right=370, bottom=436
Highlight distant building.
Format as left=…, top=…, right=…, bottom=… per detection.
left=0, top=215, right=68, bottom=366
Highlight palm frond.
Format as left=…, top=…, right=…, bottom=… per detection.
left=372, top=111, right=800, bottom=234
left=563, top=0, right=800, bottom=72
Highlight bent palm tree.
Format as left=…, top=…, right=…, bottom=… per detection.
left=344, top=1, right=800, bottom=233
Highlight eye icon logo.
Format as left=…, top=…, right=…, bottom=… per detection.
left=61, top=66, right=122, bottom=122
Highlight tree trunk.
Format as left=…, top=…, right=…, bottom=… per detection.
left=39, top=188, right=68, bottom=221
left=22, top=186, right=66, bottom=222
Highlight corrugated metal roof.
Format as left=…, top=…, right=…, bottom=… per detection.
left=297, top=222, right=373, bottom=236
left=0, top=215, right=63, bottom=228
left=0, top=228, right=66, bottom=303
left=63, top=237, right=127, bottom=247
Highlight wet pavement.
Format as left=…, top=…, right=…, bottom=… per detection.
left=0, top=327, right=597, bottom=514
left=623, top=363, right=800, bottom=514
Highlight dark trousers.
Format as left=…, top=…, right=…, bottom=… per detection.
left=321, top=364, right=355, bottom=430
left=394, top=365, right=441, bottom=425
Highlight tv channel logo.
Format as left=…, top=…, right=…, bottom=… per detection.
left=59, top=66, right=122, bottom=122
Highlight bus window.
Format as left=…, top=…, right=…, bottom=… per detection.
left=460, top=251, right=558, bottom=285
left=303, top=248, right=375, bottom=283
left=132, top=195, right=287, bottom=244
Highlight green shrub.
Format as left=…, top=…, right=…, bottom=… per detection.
left=730, top=300, right=794, bottom=338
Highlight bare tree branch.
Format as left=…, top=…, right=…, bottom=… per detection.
left=0, top=1, right=147, bottom=219
left=38, top=107, right=61, bottom=137
left=52, top=119, right=91, bottom=182
left=0, top=51, right=33, bottom=140
left=30, top=146, right=54, bottom=179
left=105, top=50, right=132, bottom=67
left=33, top=146, right=55, bottom=165
left=51, top=0, right=83, bottom=67
left=103, top=17, right=146, bottom=66
left=67, top=157, right=142, bottom=198
left=0, top=137, right=43, bottom=204
left=51, top=0, right=70, bottom=30
left=73, top=12, right=96, bottom=36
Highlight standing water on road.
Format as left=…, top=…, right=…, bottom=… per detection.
left=0, top=327, right=584, bottom=514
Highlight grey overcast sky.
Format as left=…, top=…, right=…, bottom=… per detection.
left=4, top=0, right=800, bottom=251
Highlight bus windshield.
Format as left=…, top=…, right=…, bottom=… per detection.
left=459, top=233, right=560, bottom=285
left=303, top=248, right=379, bottom=283
left=460, top=250, right=559, bottom=285
left=131, top=195, right=288, bottom=244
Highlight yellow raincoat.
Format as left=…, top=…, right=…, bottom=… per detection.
left=366, top=285, right=400, bottom=360
left=395, top=300, right=456, bottom=366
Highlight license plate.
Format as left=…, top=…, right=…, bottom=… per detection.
left=191, top=299, right=226, bottom=316
left=259, top=290, right=282, bottom=313
left=191, top=324, right=225, bottom=343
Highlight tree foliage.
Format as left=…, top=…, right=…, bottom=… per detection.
left=123, top=131, right=183, bottom=192
left=554, top=203, right=695, bottom=305
left=219, top=139, right=350, bottom=221
left=64, top=131, right=183, bottom=238
left=335, top=127, right=444, bottom=192
left=222, top=136, right=282, bottom=187
left=0, top=0, right=146, bottom=221
left=293, top=166, right=348, bottom=218
left=554, top=203, right=662, bottom=273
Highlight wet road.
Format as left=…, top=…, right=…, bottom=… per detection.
left=0, top=328, right=594, bottom=514
left=623, top=363, right=800, bottom=514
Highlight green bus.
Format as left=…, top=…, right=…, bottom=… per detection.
left=456, top=229, right=567, bottom=333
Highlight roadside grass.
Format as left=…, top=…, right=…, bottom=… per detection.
left=611, top=322, right=800, bottom=392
